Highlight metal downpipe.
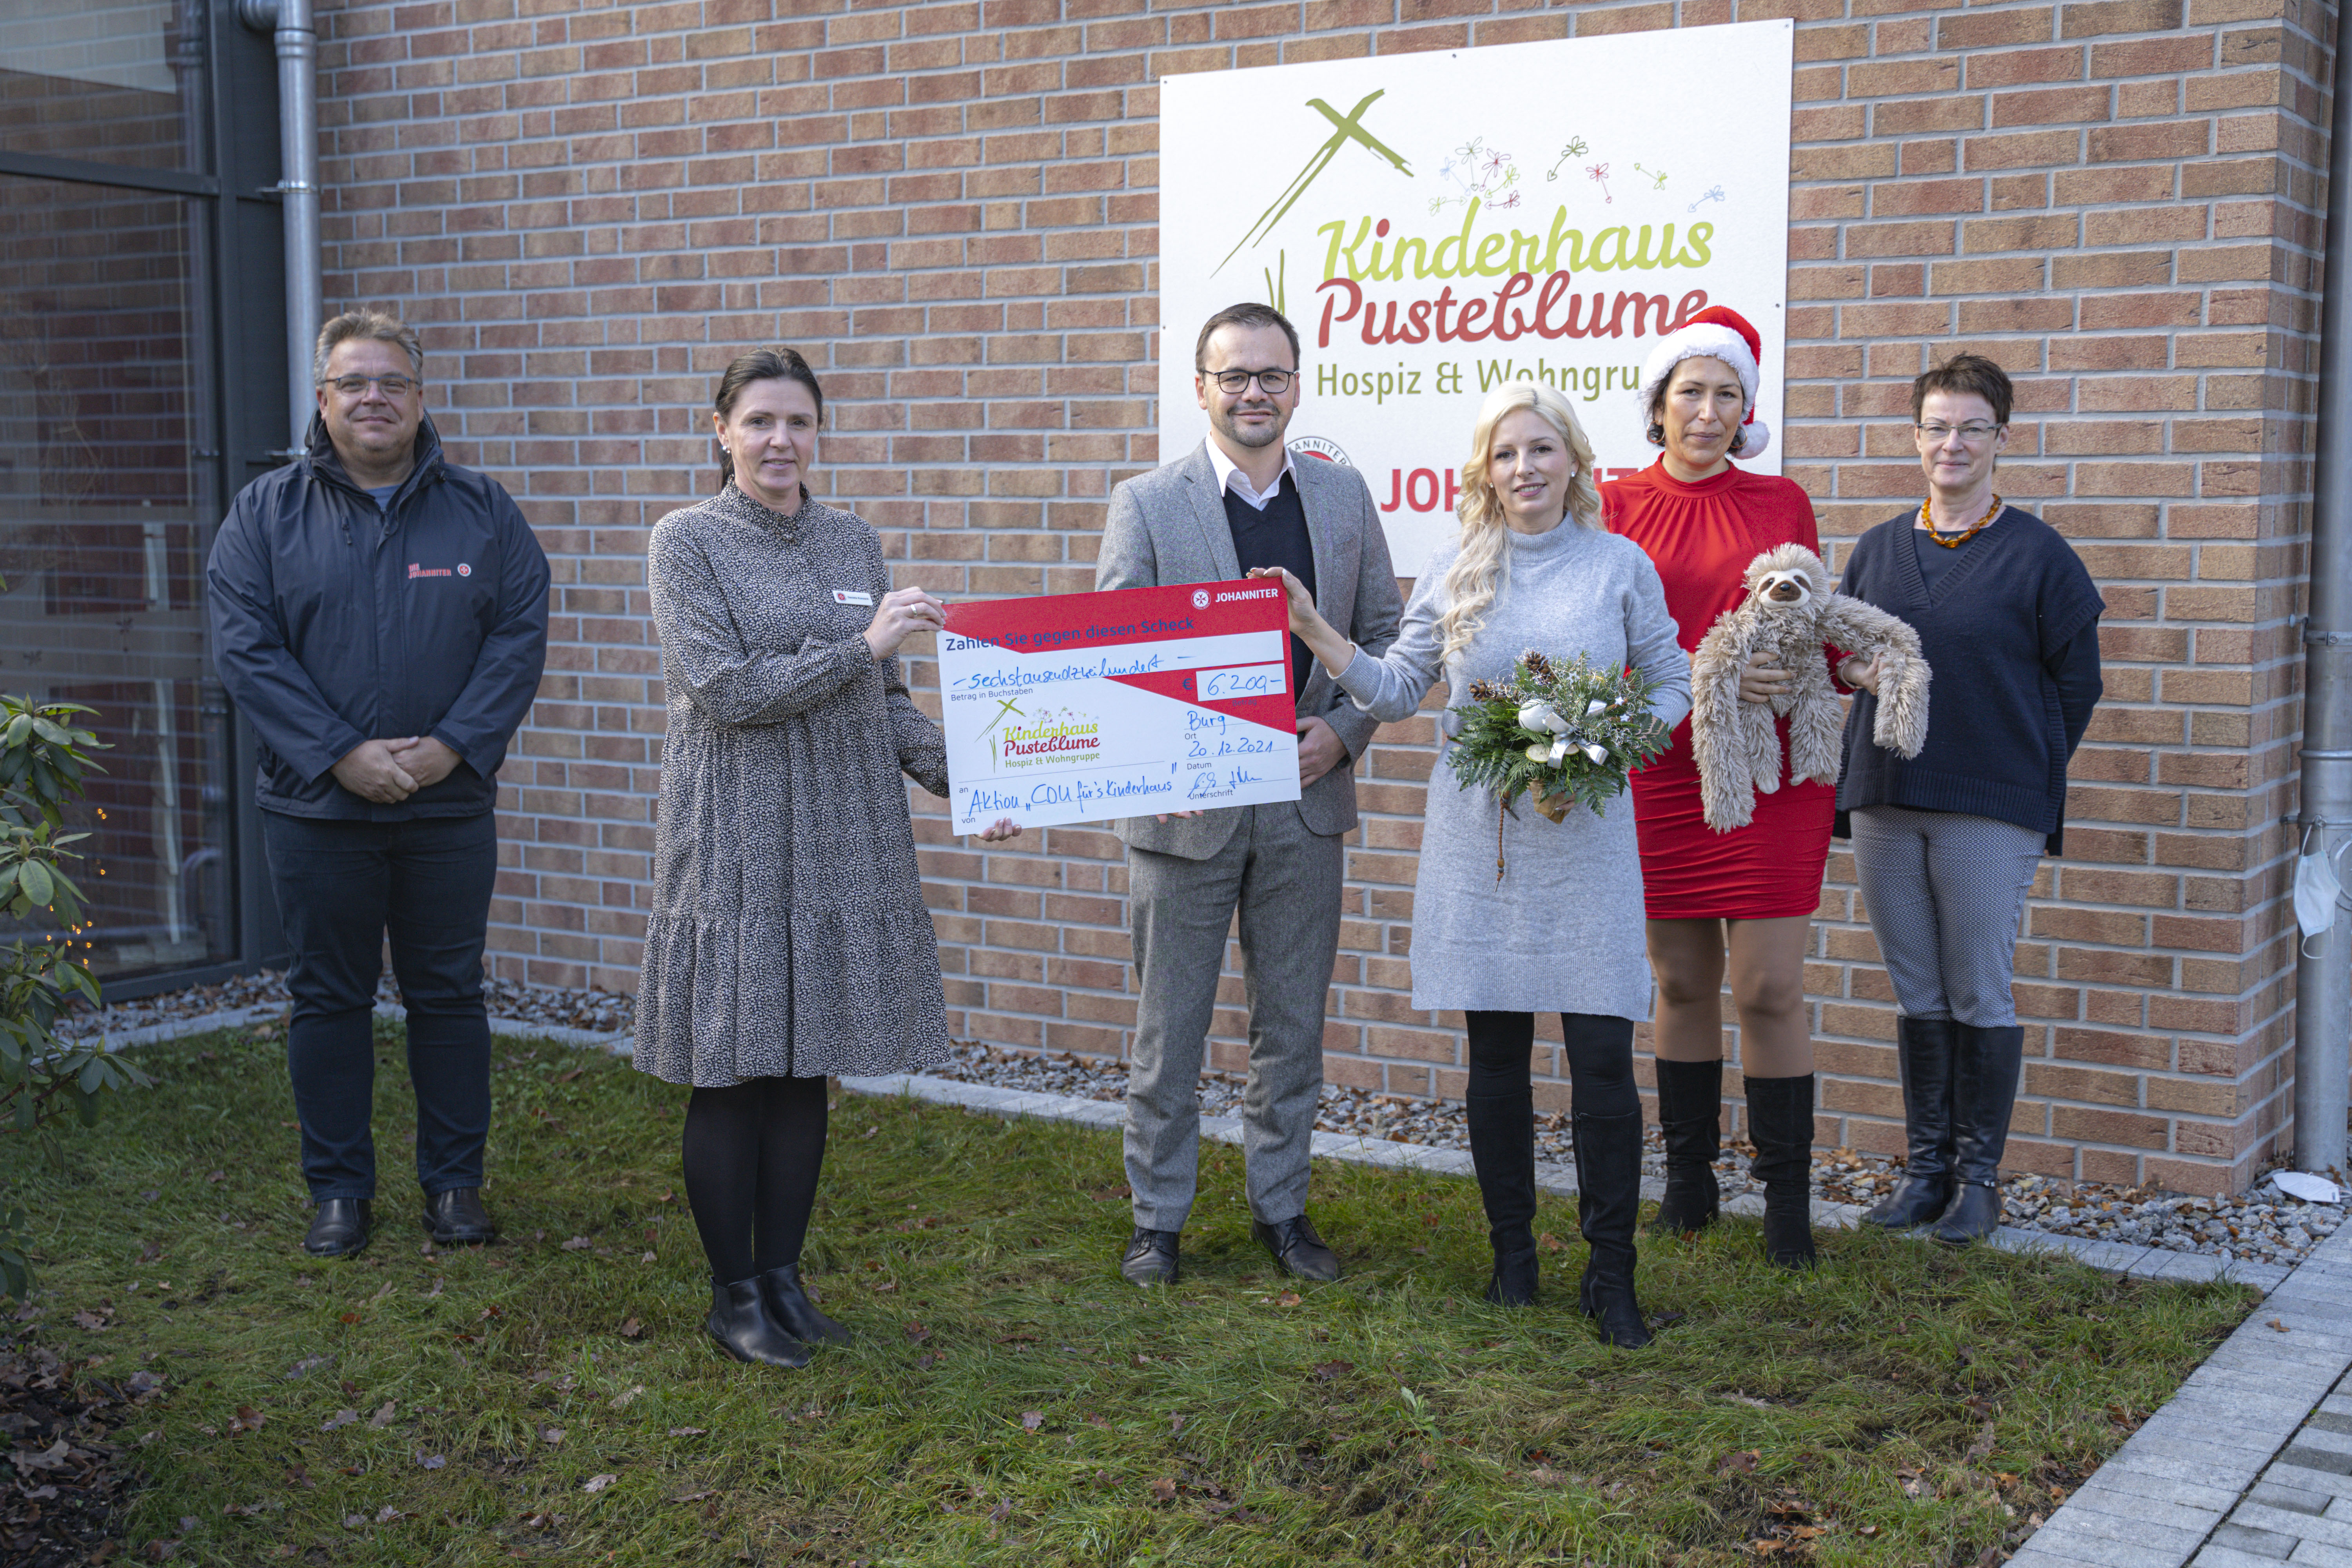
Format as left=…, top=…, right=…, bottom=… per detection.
left=2291, top=5, right=2352, bottom=1178
left=238, top=0, right=321, bottom=454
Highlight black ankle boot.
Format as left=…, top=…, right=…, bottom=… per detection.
left=1572, top=1109, right=1651, bottom=1348
left=758, top=1263, right=851, bottom=1345
left=1745, top=1074, right=1819, bottom=1269
left=1647, top=1057, right=1722, bottom=1235
left=1931, top=1025, right=2025, bottom=1246
left=1467, top=1089, right=1539, bottom=1306
left=1864, top=1017, right=1958, bottom=1230
left=705, top=1279, right=810, bottom=1368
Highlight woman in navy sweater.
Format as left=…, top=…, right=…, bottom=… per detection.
left=1831, top=354, right=2103, bottom=1244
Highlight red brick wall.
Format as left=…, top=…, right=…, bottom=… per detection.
left=312, top=0, right=2330, bottom=1194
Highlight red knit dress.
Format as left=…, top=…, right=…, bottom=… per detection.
left=1603, top=460, right=1835, bottom=920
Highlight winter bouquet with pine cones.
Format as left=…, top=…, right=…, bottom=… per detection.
left=1448, top=650, right=1673, bottom=877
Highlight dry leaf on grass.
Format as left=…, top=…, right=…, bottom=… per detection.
left=1310, top=1360, right=1353, bottom=1382
left=1020, top=1411, right=1045, bottom=1432
left=11, top=1439, right=70, bottom=1474
left=540, top=1428, right=564, bottom=1446
left=367, top=1401, right=396, bottom=1429
left=1715, top=1449, right=1760, bottom=1476
left=582, top=1473, right=619, bottom=1494
left=618, top=1317, right=644, bottom=1339
left=1147, top=1477, right=1178, bottom=1503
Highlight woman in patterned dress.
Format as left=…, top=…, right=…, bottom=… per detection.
left=635, top=347, right=1018, bottom=1368
left=1602, top=306, right=1833, bottom=1269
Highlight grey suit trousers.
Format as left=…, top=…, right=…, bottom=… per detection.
left=1123, top=802, right=1345, bottom=1233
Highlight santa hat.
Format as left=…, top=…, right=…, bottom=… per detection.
left=1637, top=304, right=1770, bottom=459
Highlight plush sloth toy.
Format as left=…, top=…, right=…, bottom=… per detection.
left=1690, top=543, right=1931, bottom=832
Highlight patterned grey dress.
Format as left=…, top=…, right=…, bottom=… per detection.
left=633, top=481, right=952, bottom=1086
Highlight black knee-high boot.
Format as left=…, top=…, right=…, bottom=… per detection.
left=1930, top=1025, right=2024, bottom=1245
left=1647, top=1057, right=1722, bottom=1234
left=1744, top=1074, right=1818, bottom=1268
left=1467, top=1088, right=1540, bottom=1305
left=1864, top=1016, right=1958, bottom=1229
left=1573, top=1109, right=1651, bottom=1348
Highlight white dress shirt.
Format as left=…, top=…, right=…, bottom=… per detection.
left=1205, top=438, right=1297, bottom=512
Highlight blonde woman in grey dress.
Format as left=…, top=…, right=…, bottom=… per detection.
left=636, top=348, right=1018, bottom=1368
left=1254, top=382, right=1689, bottom=1347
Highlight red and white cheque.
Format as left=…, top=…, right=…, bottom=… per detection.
left=937, top=582, right=1302, bottom=834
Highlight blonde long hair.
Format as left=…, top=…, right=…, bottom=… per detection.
left=1437, top=382, right=1604, bottom=666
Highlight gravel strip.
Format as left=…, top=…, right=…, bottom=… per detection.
left=59, top=980, right=2345, bottom=1267
left=933, top=1043, right=2342, bottom=1268
left=58, top=971, right=636, bottom=1040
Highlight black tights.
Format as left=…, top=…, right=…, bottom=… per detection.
left=1465, top=1011, right=1638, bottom=1118
left=681, top=1074, right=828, bottom=1286
left=1463, top=1012, right=1637, bottom=1239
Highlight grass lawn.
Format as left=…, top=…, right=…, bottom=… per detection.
left=4, top=1022, right=2254, bottom=1567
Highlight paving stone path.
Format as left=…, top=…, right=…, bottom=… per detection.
left=2008, top=1217, right=2352, bottom=1568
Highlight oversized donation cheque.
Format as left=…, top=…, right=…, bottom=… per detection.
left=936, top=582, right=1303, bottom=834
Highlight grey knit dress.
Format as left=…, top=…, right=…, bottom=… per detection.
left=633, top=482, right=952, bottom=1087
left=1335, top=520, right=1692, bottom=1020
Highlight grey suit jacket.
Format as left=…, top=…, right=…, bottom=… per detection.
left=1094, top=440, right=1405, bottom=859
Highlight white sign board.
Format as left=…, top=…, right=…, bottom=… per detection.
left=1160, top=22, right=1795, bottom=575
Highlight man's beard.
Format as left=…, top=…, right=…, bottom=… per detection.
left=1212, top=403, right=1285, bottom=450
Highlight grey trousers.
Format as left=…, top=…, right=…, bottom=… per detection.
left=1849, top=805, right=2046, bottom=1028
left=1123, top=803, right=1346, bottom=1233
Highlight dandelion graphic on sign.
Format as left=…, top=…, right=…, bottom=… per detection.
left=1688, top=184, right=1726, bottom=213
left=1216, top=91, right=1413, bottom=276
left=1544, top=137, right=1590, bottom=181
left=979, top=696, right=1024, bottom=774
left=1586, top=163, right=1613, bottom=203
left=1429, top=136, right=1520, bottom=215
left=1632, top=162, right=1668, bottom=191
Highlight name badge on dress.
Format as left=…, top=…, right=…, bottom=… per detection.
left=831, top=589, right=874, bottom=606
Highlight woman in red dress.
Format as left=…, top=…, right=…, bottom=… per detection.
left=1603, top=306, right=1829, bottom=1268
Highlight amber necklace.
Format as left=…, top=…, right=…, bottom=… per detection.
left=1918, top=492, right=2002, bottom=548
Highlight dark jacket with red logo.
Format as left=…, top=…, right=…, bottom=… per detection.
left=206, top=413, right=551, bottom=820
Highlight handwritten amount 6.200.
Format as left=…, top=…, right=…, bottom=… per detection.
left=1196, top=662, right=1286, bottom=701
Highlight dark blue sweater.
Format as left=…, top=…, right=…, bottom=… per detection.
left=1833, top=506, right=2105, bottom=854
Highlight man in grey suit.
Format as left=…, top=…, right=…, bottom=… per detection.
left=1096, top=302, right=1404, bottom=1287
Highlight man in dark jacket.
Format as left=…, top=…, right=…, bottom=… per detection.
left=208, top=310, right=550, bottom=1259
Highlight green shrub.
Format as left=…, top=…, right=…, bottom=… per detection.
left=0, top=692, right=145, bottom=1298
